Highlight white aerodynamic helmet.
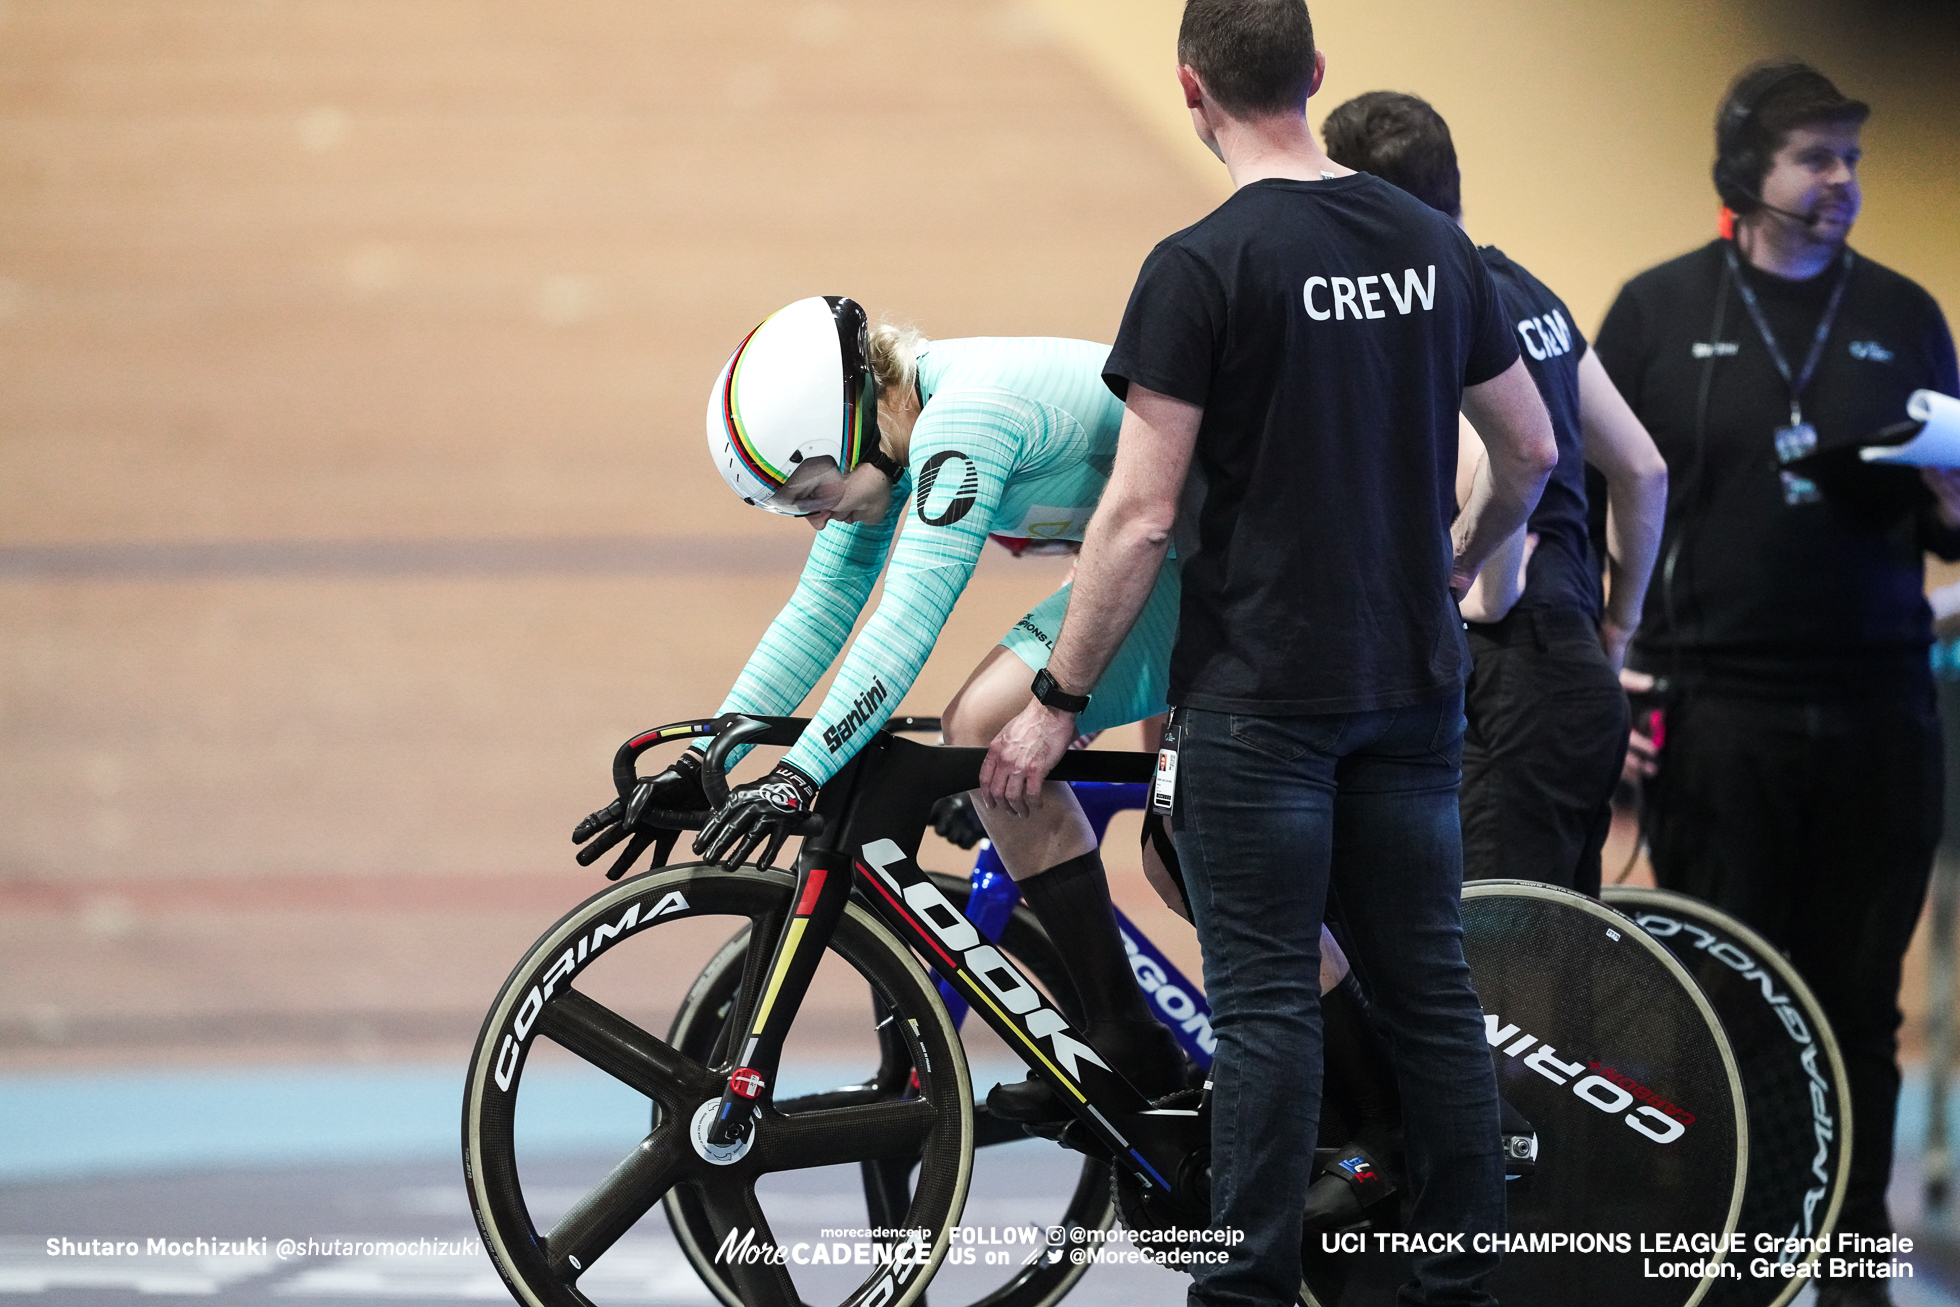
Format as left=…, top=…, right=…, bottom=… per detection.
left=705, top=295, right=883, bottom=515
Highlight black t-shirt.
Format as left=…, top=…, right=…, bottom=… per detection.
left=1480, top=247, right=1597, bottom=619
left=1594, top=239, right=1960, bottom=697
left=1105, top=174, right=1519, bottom=715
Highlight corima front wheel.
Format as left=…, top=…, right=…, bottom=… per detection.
left=463, top=863, right=974, bottom=1307
left=665, top=871, right=1116, bottom=1307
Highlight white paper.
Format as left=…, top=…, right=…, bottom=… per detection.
left=1860, top=390, right=1960, bottom=468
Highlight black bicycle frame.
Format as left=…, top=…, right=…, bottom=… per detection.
left=614, top=714, right=1209, bottom=1218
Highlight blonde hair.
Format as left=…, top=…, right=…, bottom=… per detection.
left=867, top=319, right=927, bottom=399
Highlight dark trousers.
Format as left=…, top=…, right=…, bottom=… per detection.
left=1644, top=687, right=1941, bottom=1248
left=1460, top=607, right=1629, bottom=898
left=1173, top=695, right=1503, bottom=1307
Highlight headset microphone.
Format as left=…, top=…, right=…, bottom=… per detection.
left=1754, top=199, right=1823, bottom=228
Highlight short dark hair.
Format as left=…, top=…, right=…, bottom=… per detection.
left=1177, top=0, right=1317, bottom=120
left=1321, top=91, right=1461, bottom=219
left=1713, top=60, right=1870, bottom=212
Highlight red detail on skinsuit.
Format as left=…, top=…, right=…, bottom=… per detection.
left=794, top=867, right=828, bottom=916
left=1717, top=206, right=1736, bottom=241
left=729, top=1067, right=766, bottom=1099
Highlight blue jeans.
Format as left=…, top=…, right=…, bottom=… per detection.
left=1172, top=695, right=1504, bottom=1307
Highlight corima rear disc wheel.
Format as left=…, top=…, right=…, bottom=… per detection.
left=463, top=864, right=973, bottom=1307
left=665, top=874, right=1112, bottom=1307
left=1300, top=881, right=1747, bottom=1307
left=1604, top=885, right=1851, bottom=1307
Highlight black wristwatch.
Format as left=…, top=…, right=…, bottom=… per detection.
left=1030, top=668, right=1091, bottom=714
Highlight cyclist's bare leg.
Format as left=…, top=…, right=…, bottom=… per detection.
left=944, top=644, right=1185, bottom=1114
left=940, top=644, right=1096, bottom=878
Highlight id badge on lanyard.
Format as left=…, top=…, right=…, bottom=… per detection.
left=1726, top=244, right=1852, bottom=508
left=1150, top=709, right=1181, bottom=814
left=1775, top=415, right=1822, bottom=506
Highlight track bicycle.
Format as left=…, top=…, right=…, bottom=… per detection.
left=666, top=770, right=1215, bottom=1307
left=464, top=714, right=1752, bottom=1307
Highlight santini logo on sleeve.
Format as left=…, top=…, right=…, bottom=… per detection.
left=1303, top=265, right=1435, bottom=321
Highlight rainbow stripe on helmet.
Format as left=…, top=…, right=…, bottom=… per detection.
left=720, top=318, right=788, bottom=489
left=841, top=370, right=872, bottom=474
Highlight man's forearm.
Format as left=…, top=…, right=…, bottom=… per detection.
left=1577, top=347, right=1667, bottom=633
left=1046, top=511, right=1172, bottom=695
left=978, top=383, right=1198, bottom=815
left=1452, top=456, right=1542, bottom=582
left=1602, top=476, right=1663, bottom=630
left=1458, top=523, right=1531, bottom=624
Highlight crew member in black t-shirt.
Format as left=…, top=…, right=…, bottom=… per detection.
left=1595, top=62, right=1960, bottom=1306
left=981, top=4, right=1558, bottom=1304
left=1322, top=92, right=1669, bottom=898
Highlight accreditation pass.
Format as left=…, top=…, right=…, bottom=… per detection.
left=1150, top=716, right=1179, bottom=814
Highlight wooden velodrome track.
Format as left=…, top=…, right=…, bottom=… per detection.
left=3, top=1, right=1954, bottom=1071
left=0, top=1, right=1218, bottom=1069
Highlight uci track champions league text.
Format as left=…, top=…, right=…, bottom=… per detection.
left=1316, top=1230, right=1917, bottom=1284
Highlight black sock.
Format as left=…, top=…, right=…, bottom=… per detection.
left=1017, top=852, right=1184, bottom=1097
left=1017, top=850, right=1156, bottom=1030
left=1321, top=971, right=1401, bottom=1137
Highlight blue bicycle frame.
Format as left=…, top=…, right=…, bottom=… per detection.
left=934, top=781, right=1216, bottom=1070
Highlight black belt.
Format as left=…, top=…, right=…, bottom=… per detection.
left=1464, top=606, right=1598, bottom=650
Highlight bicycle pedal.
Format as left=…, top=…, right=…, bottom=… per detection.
left=1060, top=1121, right=1115, bottom=1163
left=1016, top=1114, right=1108, bottom=1154
left=985, top=1075, right=1070, bottom=1125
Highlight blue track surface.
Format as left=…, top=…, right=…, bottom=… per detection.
left=0, top=1058, right=921, bottom=1184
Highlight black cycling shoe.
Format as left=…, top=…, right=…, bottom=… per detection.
left=1303, top=1138, right=1398, bottom=1232
left=988, top=1020, right=1186, bottom=1123
left=986, top=1076, right=1068, bottom=1123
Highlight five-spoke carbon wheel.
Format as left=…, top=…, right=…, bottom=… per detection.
left=665, top=870, right=1114, bottom=1307
left=464, top=864, right=974, bottom=1307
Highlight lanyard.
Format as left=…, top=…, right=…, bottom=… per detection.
left=1722, top=243, right=1855, bottom=428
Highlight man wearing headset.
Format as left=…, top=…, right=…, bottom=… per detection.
left=1594, top=62, right=1960, bottom=1305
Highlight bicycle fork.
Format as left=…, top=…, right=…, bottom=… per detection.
left=703, top=848, right=860, bottom=1148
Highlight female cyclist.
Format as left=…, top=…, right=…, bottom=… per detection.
left=631, top=294, right=1189, bottom=1113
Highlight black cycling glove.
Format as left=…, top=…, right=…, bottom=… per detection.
left=929, top=791, right=989, bottom=850
left=694, top=762, right=820, bottom=870
left=573, top=750, right=711, bottom=878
